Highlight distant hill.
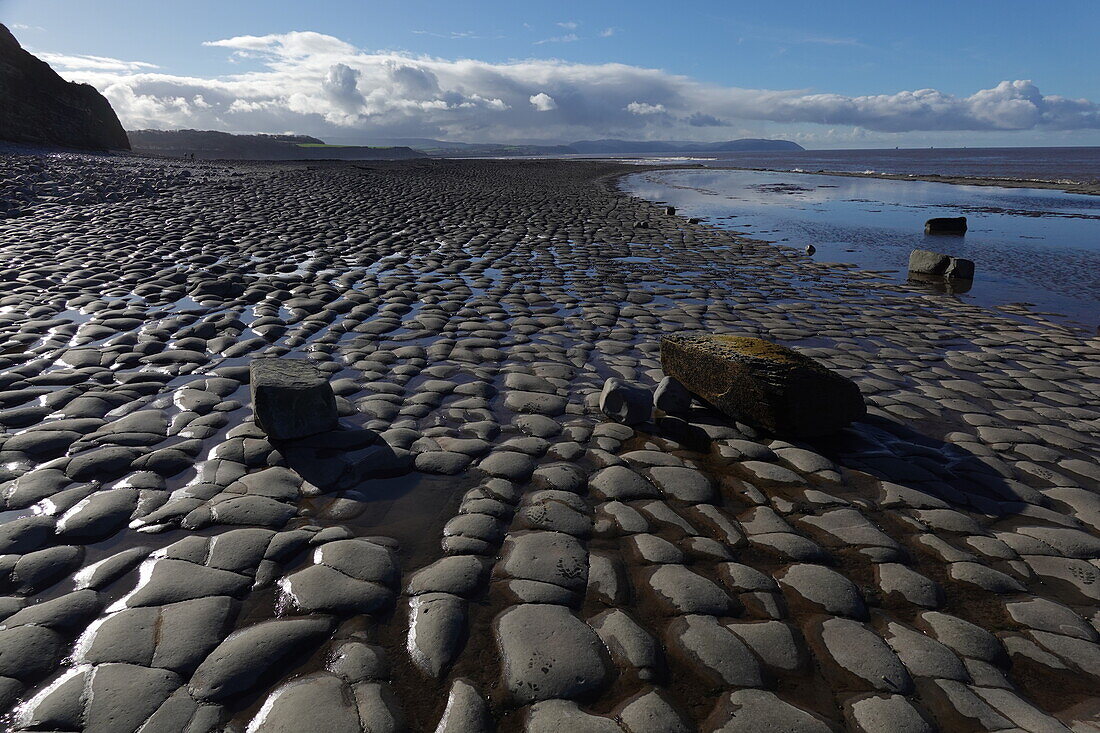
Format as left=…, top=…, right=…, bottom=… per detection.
left=126, top=130, right=802, bottom=160
left=128, top=129, right=426, bottom=160
left=362, top=137, right=803, bottom=157
left=423, top=143, right=577, bottom=157
left=0, top=23, right=129, bottom=150
left=365, top=138, right=576, bottom=156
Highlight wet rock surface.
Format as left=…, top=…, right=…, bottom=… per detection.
left=0, top=151, right=1096, bottom=731
left=908, top=247, right=975, bottom=281
left=250, top=357, right=338, bottom=440
left=923, top=217, right=968, bottom=235
left=660, top=334, right=866, bottom=437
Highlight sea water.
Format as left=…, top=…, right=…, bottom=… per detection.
left=622, top=168, right=1100, bottom=329
left=618, top=146, right=1100, bottom=185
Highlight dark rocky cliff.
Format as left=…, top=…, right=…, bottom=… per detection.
left=0, top=23, right=130, bottom=150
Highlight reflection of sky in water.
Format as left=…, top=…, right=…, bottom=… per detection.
left=624, top=169, right=1100, bottom=329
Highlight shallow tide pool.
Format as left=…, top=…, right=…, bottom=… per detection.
left=623, top=169, right=1100, bottom=330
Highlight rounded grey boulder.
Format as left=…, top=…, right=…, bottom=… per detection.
left=908, top=248, right=975, bottom=280
left=599, top=378, right=651, bottom=426
left=495, top=604, right=608, bottom=703
left=653, top=376, right=692, bottom=415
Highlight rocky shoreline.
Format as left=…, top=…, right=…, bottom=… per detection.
left=0, top=151, right=1097, bottom=732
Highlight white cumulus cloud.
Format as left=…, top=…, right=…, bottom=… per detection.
left=529, top=92, right=557, bottom=112
left=44, top=30, right=1100, bottom=143
left=321, top=62, right=364, bottom=116
left=626, top=101, right=667, bottom=115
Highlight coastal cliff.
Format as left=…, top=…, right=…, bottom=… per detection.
left=0, top=23, right=130, bottom=150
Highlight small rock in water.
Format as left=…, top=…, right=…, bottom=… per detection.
left=653, top=376, right=692, bottom=415
left=924, top=216, right=967, bottom=234
left=908, top=248, right=975, bottom=281
left=250, top=358, right=338, bottom=440
left=660, top=334, right=865, bottom=437
left=599, top=378, right=652, bottom=426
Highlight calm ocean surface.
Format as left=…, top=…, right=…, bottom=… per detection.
left=621, top=165, right=1100, bottom=331
left=615, top=146, right=1100, bottom=184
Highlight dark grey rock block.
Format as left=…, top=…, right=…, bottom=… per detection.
left=924, top=216, right=967, bottom=234
left=250, top=358, right=338, bottom=440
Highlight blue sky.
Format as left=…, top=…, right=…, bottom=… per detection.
left=5, top=0, right=1100, bottom=148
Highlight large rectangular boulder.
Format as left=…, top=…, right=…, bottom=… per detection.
left=908, top=249, right=975, bottom=280
left=250, top=358, right=338, bottom=440
left=659, top=335, right=866, bottom=438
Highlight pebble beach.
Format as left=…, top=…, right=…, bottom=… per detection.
left=0, top=150, right=1098, bottom=731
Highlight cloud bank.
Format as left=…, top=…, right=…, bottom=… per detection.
left=49, top=31, right=1100, bottom=142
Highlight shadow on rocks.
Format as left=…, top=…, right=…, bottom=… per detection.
left=652, top=402, right=1028, bottom=517
left=812, top=413, right=1034, bottom=514
left=653, top=415, right=716, bottom=454
left=276, top=423, right=413, bottom=494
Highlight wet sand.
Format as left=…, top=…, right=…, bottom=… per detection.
left=0, top=151, right=1098, bottom=732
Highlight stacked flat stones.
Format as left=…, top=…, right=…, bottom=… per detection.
left=0, top=150, right=1095, bottom=731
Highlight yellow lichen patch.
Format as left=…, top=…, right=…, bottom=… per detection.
left=709, top=335, right=802, bottom=364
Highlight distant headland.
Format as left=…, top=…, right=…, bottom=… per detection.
left=359, top=137, right=805, bottom=157
left=126, top=129, right=804, bottom=160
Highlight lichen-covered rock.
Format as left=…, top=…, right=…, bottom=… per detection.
left=660, top=334, right=865, bottom=437
left=250, top=358, right=338, bottom=440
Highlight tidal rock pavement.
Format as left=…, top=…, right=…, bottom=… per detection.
left=0, top=152, right=1097, bottom=731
